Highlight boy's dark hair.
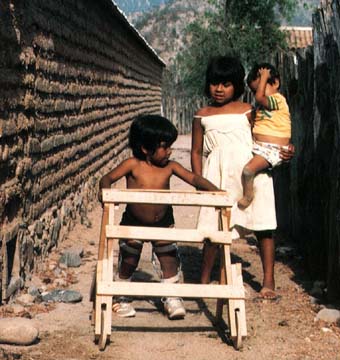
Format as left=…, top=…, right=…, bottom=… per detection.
left=129, top=115, right=178, bottom=160
left=246, top=63, right=281, bottom=87
left=204, top=55, right=245, bottom=100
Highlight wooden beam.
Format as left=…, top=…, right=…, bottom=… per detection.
left=97, top=281, right=245, bottom=299
left=106, top=225, right=232, bottom=244
left=102, top=189, right=231, bottom=207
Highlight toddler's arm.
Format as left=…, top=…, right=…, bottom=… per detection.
left=255, top=68, right=272, bottom=109
left=170, top=161, right=219, bottom=191
left=98, top=158, right=135, bottom=203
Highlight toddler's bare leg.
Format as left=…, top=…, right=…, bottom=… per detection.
left=155, top=241, right=179, bottom=279
left=118, top=239, right=142, bottom=279
left=238, top=155, right=270, bottom=210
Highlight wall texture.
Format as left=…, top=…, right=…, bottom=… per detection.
left=0, top=0, right=164, bottom=301
left=275, top=0, right=340, bottom=301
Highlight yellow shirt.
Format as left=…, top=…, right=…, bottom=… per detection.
left=252, top=92, right=291, bottom=138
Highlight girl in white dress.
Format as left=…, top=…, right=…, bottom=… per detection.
left=191, top=55, right=290, bottom=300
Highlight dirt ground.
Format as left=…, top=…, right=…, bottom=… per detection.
left=1, top=135, right=340, bottom=360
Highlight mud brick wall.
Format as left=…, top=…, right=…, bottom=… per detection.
left=0, top=0, right=164, bottom=301
left=275, top=0, right=340, bottom=301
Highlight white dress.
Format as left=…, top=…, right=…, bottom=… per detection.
left=196, top=113, right=277, bottom=238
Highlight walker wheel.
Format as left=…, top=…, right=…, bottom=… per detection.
left=99, top=309, right=108, bottom=351
left=232, top=309, right=243, bottom=350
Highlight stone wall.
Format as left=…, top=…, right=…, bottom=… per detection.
left=275, top=0, right=340, bottom=301
left=0, top=0, right=164, bottom=301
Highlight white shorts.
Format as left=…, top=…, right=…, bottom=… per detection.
left=252, top=141, right=288, bottom=168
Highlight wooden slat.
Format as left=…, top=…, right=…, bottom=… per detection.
left=106, top=225, right=232, bottom=244
left=97, top=281, right=245, bottom=299
left=102, top=189, right=231, bottom=207
left=95, top=206, right=109, bottom=336
left=233, top=263, right=247, bottom=336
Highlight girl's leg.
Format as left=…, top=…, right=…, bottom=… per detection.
left=201, top=243, right=219, bottom=284
left=238, top=155, right=270, bottom=210
left=254, top=230, right=276, bottom=298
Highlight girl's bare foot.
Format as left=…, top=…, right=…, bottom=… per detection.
left=254, top=287, right=281, bottom=302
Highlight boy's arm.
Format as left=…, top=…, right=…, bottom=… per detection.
left=255, top=68, right=271, bottom=109
left=170, top=161, right=220, bottom=191
left=191, top=116, right=204, bottom=176
left=98, top=158, right=135, bottom=203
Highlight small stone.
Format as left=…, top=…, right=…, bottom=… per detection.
left=59, top=263, right=68, bottom=269
left=16, top=293, right=35, bottom=305
left=59, top=250, right=81, bottom=267
left=42, top=289, right=83, bottom=303
left=309, top=296, right=320, bottom=304
left=6, top=277, right=24, bottom=298
left=315, top=308, right=340, bottom=323
left=28, top=285, right=40, bottom=297
left=59, top=252, right=81, bottom=267
left=0, top=318, right=39, bottom=345
left=68, top=246, right=84, bottom=257
left=49, top=263, right=57, bottom=271
left=10, top=304, right=25, bottom=315
left=53, top=278, right=67, bottom=287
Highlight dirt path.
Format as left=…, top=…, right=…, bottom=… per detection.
left=1, top=135, right=340, bottom=360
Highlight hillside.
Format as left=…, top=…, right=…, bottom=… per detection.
left=119, top=0, right=320, bottom=65
left=129, top=0, right=210, bottom=64
left=113, top=0, right=169, bottom=14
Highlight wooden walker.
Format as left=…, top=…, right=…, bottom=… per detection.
left=91, top=189, right=247, bottom=350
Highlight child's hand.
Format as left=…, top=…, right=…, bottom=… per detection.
left=258, top=67, right=271, bottom=80
left=280, top=144, right=295, bottom=161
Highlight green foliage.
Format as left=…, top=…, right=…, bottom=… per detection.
left=173, top=0, right=298, bottom=97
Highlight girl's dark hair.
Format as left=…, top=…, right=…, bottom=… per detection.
left=204, top=55, right=245, bottom=99
left=129, top=115, right=178, bottom=160
left=246, top=63, right=281, bottom=87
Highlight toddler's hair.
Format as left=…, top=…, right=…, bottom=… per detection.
left=247, top=63, right=281, bottom=87
left=129, top=115, right=178, bottom=160
left=204, top=55, right=245, bottom=100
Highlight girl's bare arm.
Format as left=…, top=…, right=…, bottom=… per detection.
left=191, top=116, right=204, bottom=175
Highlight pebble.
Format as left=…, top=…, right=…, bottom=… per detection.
left=10, top=304, right=25, bottom=315
left=41, top=289, right=83, bottom=303
left=315, top=308, right=340, bottom=323
left=0, top=318, right=39, bottom=345
left=28, top=285, right=41, bottom=297
left=59, top=251, right=82, bottom=267
left=16, top=293, right=35, bottom=305
left=68, top=246, right=84, bottom=257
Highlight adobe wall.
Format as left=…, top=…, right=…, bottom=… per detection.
left=0, top=0, right=164, bottom=301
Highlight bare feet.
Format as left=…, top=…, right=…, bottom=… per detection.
left=254, top=287, right=281, bottom=302
left=237, top=195, right=254, bottom=210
